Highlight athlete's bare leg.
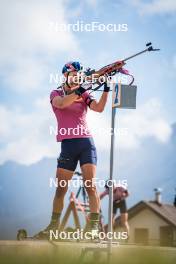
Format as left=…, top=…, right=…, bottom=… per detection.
left=81, top=163, right=100, bottom=213
left=120, top=213, right=130, bottom=236
left=53, top=168, right=74, bottom=213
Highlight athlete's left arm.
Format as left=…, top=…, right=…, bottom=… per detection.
left=81, top=90, right=109, bottom=113
left=89, top=92, right=109, bottom=113
left=81, top=82, right=110, bottom=112
left=89, top=81, right=110, bottom=112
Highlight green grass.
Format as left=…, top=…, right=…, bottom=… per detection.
left=0, top=242, right=176, bottom=264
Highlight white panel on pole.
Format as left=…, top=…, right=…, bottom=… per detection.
left=112, top=83, right=137, bottom=109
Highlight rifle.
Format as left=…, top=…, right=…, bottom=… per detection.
left=68, top=42, right=160, bottom=93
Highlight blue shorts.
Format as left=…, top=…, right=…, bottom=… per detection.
left=113, top=200, right=127, bottom=214
left=57, top=137, right=97, bottom=171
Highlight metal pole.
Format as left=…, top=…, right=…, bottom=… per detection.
left=107, top=103, right=116, bottom=257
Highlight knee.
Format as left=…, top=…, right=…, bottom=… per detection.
left=84, top=181, right=98, bottom=196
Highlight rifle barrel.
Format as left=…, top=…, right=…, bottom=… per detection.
left=123, top=48, right=149, bottom=62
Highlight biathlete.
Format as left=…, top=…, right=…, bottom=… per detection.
left=37, top=61, right=123, bottom=238
left=100, top=181, right=130, bottom=237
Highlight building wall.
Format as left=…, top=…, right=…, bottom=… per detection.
left=128, top=208, right=168, bottom=245
left=173, top=229, right=176, bottom=247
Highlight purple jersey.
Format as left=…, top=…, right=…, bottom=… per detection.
left=50, top=88, right=92, bottom=142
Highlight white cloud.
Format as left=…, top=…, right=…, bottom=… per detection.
left=0, top=98, right=57, bottom=165
left=88, top=97, right=172, bottom=150
left=129, top=0, right=176, bottom=15
left=3, top=58, right=48, bottom=93
left=0, top=97, right=172, bottom=165
left=85, top=0, right=99, bottom=9
left=118, top=98, right=172, bottom=148
left=0, top=0, right=79, bottom=92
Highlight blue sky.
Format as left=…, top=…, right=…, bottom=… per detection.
left=0, top=0, right=176, bottom=165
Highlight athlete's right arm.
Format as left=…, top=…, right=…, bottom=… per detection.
left=52, top=93, right=78, bottom=109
